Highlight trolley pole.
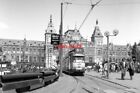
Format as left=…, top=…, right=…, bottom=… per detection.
left=59, top=2, right=63, bottom=76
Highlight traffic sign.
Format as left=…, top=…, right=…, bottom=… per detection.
left=51, top=34, right=60, bottom=45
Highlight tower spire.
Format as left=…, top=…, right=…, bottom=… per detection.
left=96, top=19, right=98, bottom=25
left=91, top=20, right=103, bottom=42
left=46, top=14, right=56, bottom=33
left=50, top=14, right=52, bottom=23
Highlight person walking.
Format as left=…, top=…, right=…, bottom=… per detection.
left=120, top=58, right=127, bottom=80
left=102, top=62, right=105, bottom=75
left=128, top=59, right=135, bottom=80
left=104, top=62, right=108, bottom=77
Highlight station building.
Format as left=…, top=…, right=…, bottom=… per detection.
left=0, top=16, right=130, bottom=67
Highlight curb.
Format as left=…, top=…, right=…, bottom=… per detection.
left=86, top=73, right=137, bottom=90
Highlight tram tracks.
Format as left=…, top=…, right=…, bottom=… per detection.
left=69, top=74, right=136, bottom=93
left=70, top=75, right=105, bottom=93
left=69, top=76, right=79, bottom=93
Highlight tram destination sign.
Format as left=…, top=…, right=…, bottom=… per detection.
left=51, top=34, right=60, bottom=45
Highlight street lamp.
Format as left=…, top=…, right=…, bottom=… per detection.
left=104, top=29, right=119, bottom=78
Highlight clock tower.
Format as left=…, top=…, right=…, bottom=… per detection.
left=91, top=20, right=103, bottom=64
left=45, top=15, right=56, bottom=68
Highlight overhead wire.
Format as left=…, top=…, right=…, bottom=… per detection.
left=62, top=0, right=140, bottom=31
left=67, top=0, right=140, bottom=7
left=78, top=0, right=102, bottom=30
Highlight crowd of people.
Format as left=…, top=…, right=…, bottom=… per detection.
left=90, top=58, right=136, bottom=80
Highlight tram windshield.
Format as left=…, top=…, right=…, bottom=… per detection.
left=74, top=56, right=84, bottom=63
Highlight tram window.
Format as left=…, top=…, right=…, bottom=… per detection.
left=74, top=57, right=84, bottom=60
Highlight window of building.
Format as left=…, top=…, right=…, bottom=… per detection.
left=16, top=56, right=19, bottom=62
left=25, top=56, right=28, bottom=59
left=30, top=48, right=32, bottom=52
left=34, top=49, right=36, bottom=52
left=11, top=55, right=14, bottom=59
left=97, top=50, right=102, bottom=55
left=26, top=48, right=28, bottom=51
left=34, top=57, right=36, bottom=62
left=29, top=56, right=32, bottom=62
left=17, top=48, right=20, bottom=51
left=13, top=47, right=15, bottom=51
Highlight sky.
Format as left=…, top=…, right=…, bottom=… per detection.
left=0, top=0, right=140, bottom=45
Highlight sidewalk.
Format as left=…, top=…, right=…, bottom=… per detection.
left=86, top=70, right=140, bottom=92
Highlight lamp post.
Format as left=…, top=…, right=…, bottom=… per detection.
left=104, top=29, right=119, bottom=78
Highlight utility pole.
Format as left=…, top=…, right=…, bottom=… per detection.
left=59, top=2, right=63, bottom=76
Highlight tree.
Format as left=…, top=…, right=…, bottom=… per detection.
left=132, top=42, right=140, bottom=62
left=132, top=42, right=137, bottom=62
left=136, top=44, right=140, bottom=62
left=138, top=42, right=140, bottom=46
left=0, top=47, right=3, bottom=61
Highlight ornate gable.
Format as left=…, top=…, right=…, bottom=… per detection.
left=64, top=28, right=86, bottom=42
left=91, top=20, right=103, bottom=43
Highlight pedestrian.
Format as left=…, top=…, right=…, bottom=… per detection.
left=97, top=63, right=100, bottom=73
left=128, top=59, right=135, bottom=80
left=120, top=58, right=127, bottom=80
left=102, top=62, right=105, bottom=75
left=115, top=63, right=118, bottom=72
left=104, top=62, right=108, bottom=77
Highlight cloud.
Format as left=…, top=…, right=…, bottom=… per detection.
left=0, top=22, right=8, bottom=29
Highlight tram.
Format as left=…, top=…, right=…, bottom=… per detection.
left=63, top=48, right=85, bottom=75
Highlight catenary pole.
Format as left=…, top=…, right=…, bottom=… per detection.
left=59, top=2, right=63, bottom=76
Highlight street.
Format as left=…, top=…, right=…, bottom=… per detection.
left=24, top=73, right=136, bottom=93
